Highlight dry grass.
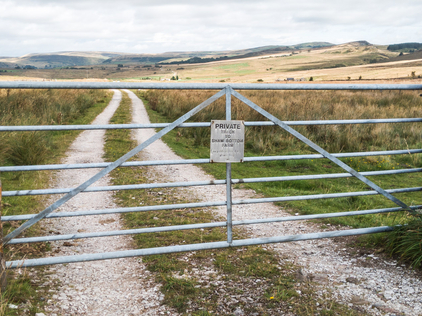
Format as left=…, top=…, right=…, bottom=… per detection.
left=145, top=89, right=422, bottom=154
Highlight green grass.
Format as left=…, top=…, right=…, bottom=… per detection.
left=234, top=69, right=256, bottom=75
left=213, top=63, right=249, bottom=70
left=0, top=89, right=112, bottom=315
left=101, top=90, right=364, bottom=315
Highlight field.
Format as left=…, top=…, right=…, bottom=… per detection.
left=1, top=42, right=422, bottom=83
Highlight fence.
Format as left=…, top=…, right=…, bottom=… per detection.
left=1, top=81, right=421, bottom=269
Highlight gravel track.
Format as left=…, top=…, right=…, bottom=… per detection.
left=43, top=90, right=177, bottom=316
left=37, top=89, right=421, bottom=315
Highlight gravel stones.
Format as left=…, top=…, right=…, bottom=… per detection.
left=43, top=90, right=178, bottom=316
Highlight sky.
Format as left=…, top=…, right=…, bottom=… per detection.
left=1, top=0, right=421, bottom=57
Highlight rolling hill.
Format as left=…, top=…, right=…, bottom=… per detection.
left=0, top=42, right=333, bottom=68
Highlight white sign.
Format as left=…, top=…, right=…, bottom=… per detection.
left=210, top=120, right=245, bottom=163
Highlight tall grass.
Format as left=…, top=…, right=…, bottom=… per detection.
left=145, top=89, right=422, bottom=154
left=387, top=216, right=422, bottom=268
left=0, top=89, right=106, bottom=165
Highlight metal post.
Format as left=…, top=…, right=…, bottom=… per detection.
left=0, top=179, right=7, bottom=292
left=225, top=87, right=233, bottom=244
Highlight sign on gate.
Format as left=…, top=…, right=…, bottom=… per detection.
left=210, top=120, right=244, bottom=163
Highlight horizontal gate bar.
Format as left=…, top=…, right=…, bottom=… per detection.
left=2, top=118, right=421, bottom=132
left=233, top=187, right=421, bottom=205
left=8, top=205, right=421, bottom=244
left=3, top=167, right=421, bottom=197
left=6, top=226, right=395, bottom=268
left=1, top=81, right=422, bottom=90
left=2, top=201, right=228, bottom=221
left=1, top=149, right=420, bottom=172
left=3, top=186, right=419, bottom=222
left=7, top=222, right=227, bottom=244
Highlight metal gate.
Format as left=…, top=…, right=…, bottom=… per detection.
left=1, top=82, right=421, bottom=269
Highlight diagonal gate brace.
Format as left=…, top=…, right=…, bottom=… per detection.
left=3, top=89, right=226, bottom=244
left=230, top=88, right=412, bottom=213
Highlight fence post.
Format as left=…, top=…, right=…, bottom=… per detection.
left=0, top=179, right=6, bottom=293
left=225, top=87, right=233, bottom=244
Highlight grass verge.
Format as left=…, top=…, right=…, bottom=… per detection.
left=103, top=90, right=364, bottom=315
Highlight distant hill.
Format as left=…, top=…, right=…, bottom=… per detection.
left=0, top=51, right=128, bottom=69
left=158, top=42, right=334, bottom=65
left=2, top=41, right=422, bottom=69
left=387, top=42, right=422, bottom=52
left=0, top=43, right=333, bottom=68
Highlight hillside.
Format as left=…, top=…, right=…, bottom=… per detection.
left=0, top=42, right=333, bottom=69
left=0, top=51, right=128, bottom=68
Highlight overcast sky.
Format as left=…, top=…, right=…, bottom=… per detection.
left=1, top=0, right=421, bottom=57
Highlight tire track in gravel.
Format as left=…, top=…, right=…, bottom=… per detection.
left=43, top=90, right=178, bottom=316
left=125, top=89, right=422, bottom=316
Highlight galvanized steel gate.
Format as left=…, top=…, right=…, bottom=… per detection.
left=1, top=82, right=421, bottom=269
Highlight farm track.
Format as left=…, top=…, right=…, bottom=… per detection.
left=42, top=90, right=177, bottom=315
left=35, top=89, right=422, bottom=315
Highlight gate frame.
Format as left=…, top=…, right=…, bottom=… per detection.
left=1, top=81, right=421, bottom=269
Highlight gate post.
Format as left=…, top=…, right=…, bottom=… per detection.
left=225, top=87, right=233, bottom=244
left=0, top=179, right=7, bottom=293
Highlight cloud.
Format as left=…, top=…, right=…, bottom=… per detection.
left=0, top=0, right=421, bottom=56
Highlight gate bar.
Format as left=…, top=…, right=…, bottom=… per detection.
left=3, top=167, right=421, bottom=197
left=2, top=149, right=420, bottom=173
left=1, top=81, right=422, bottom=90
left=2, top=118, right=421, bottom=132
left=6, top=226, right=395, bottom=268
